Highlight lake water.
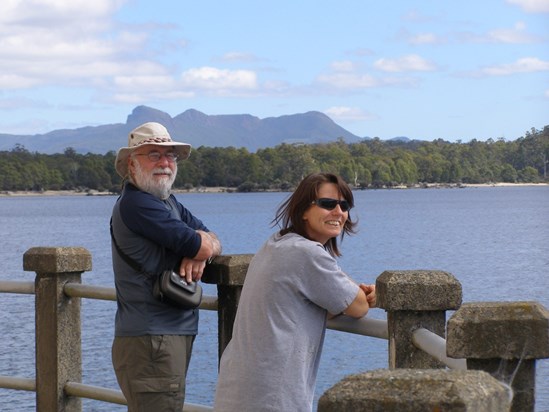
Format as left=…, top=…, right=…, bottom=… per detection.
left=1, top=186, right=548, bottom=411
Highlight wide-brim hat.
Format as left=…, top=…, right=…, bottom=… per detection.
left=115, top=122, right=191, bottom=178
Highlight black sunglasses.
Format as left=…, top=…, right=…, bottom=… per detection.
left=312, top=198, right=352, bottom=212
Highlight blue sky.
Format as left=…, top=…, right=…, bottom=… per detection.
left=0, top=0, right=548, bottom=142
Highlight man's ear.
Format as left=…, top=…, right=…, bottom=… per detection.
left=127, top=156, right=135, bottom=176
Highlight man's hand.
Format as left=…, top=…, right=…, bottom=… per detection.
left=206, top=232, right=222, bottom=257
left=179, top=258, right=207, bottom=283
left=194, top=230, right=222, bottom=261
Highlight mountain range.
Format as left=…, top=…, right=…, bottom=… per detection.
left=0, top=105, right=375, bottom=154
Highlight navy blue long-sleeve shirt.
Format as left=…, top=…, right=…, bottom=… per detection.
left=111, top=182, right=209, bottom=336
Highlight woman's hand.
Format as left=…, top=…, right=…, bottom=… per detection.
left=360, top=283, right=377, bottom=308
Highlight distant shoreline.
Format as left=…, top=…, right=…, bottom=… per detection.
left=1, top=182, right=547, bottom=197
left=0, top=186, right=233, bottom=197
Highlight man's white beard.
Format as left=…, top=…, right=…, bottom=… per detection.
left=132, top=160, right=176, bottom=200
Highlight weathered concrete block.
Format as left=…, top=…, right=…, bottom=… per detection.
left=318, top=369, right=511, bottom=412
left=447, top=302, right=549, bottom=359
left=377, top=270, right=462, bottom=311
left=387, top=311, right=447, bottom=369
left=201, top=254, right=253, bottom=361
left=201, top=254, right=253, bottom=286
left=23, top=247, right=92, bottom=274
left=446, top=301, right=549, bottom=412
left=25, top=247, right=87, bottom=412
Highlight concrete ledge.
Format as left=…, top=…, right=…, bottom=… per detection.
left=377, top=270, right=462, bottom=311
left=23, top=247, right=92, bottom=274
left=201, top=254, right=253, bottom=286
left=447, top=301, right=549, bottom=359
left=318, top=369, right=511, bottom=412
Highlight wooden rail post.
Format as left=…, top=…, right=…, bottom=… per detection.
left=376, top=270, right=462, bottom=369
left=447, top=301, right=549, bottom=412
left=202, top=254, right=253, bottom=364
left=23, top=247, right=92, bottom=412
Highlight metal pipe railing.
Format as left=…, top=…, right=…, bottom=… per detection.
left=0, top=280, right=34, bottom=294
left=63, top=381, right=126, bottom=405
left=412, top=327, right=466, bottom=370
left=64, top=381, right=213, bottom=411
left=0, top=375, right=36, bottom=392
left=327, top=316, right=388, bottom=340
left=62, top=282, right=219, bottom=310
left=63, top=283, right=115, bottom=300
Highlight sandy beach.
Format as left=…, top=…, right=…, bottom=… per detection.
left=0, top=182, right=547, bottom=197
left=0, top=186, right=235, bottom=197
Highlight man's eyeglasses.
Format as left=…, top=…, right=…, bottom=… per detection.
left=134, top=151, right=178, bottom=163
left=312, top=198, right=351, bottom=212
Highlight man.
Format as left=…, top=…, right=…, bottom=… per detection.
left=110, top=121, right=221, bottom=411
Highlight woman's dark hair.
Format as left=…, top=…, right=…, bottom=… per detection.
left=272, top=172, right=357, bottom=257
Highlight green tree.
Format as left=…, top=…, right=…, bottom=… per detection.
left=500, top=164, right=518, bottom=183
left=519, top=166, right=539, bottom=182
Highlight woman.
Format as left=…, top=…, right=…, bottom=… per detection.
left=214, top=172, right=376, bottom=412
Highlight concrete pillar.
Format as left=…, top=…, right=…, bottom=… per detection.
left=376, top=270, right=462, bottom=369
left=447, top=301, right=549, bottom=412
left=318, top=368, right=511, bottom=411
left=202, top=254, right=253, bottom=363
left=23, top=247, right=92, bottom=412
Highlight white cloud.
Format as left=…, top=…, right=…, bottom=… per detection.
left=180, top=67, right=258, bottom=91
left=330, top=60, right=357, bottom=72
left=506, top=0, right=549, bottom=12
left=401, top=9, right=438, bottom=23
left=316, top=72, right=379, bottom=89
left=410, top=21, right=539, bottom=45
left=0, top=74, right=42, bottom=89
left=487, top=22, right=539, bottom=43
left=481, top=57, right=549, bottom=75
left=348, top=48, right=375, bottom=57
left=316, top=57, right=421, bottom=91
left=374, top=55, right=437, bottom=72
left=0, top=0, right=267, bottom=104
left=110, top=67, right=260, bottom=101
left=315, top=71, right=416, bottom=90
left=219, top=52, right=261, bottom=62
left=0, top=0, right=154, bottom=92
left=0, top=0, right=218, bottom=108
left=112, top=90, right=195, bottom=104
left=324, top=106, right=377, bottom=121
left=114, top=75, right=177, bottom=90
left=0, top=0, right=126, bottom=31
left=408, top=33, right=444, bottom=45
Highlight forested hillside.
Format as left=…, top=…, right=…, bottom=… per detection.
left=1, top=126, right=547, bottom=193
